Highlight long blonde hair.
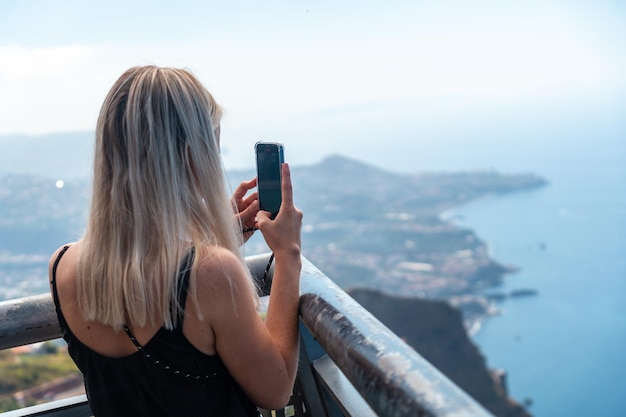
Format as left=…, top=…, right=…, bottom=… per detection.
left=78, top=65, right=250, bottom=330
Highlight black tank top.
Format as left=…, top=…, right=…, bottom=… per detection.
left=51, top=246, right=259, bottom=417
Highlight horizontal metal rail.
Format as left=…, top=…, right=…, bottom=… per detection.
left=297, top=257, right=492, bottom=417
left=0, top=396, right=90, bottom=417
left=0, top=254, right=493, bottom=417
left=0, top=254, right=274, bottom=351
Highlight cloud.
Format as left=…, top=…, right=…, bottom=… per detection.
left=0, top=1, right=624, bottom=136
left=0, top=44, right=103, bottom=134
left=0, top=43, right=93, bottom=77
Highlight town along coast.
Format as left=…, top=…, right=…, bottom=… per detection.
left=239, top=155, right=547, bottom=332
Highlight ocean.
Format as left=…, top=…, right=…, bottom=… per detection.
left=440, top=118, right=626, bottom=414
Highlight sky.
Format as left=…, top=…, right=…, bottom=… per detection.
left=0, top=0, right=625, bottom=172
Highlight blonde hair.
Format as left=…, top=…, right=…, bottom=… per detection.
left=78, top=65, right=251, bottom=330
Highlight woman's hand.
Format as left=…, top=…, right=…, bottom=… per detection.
left=231, top=177, right=259, bottom=243
left=257, top=163, right=303, bottom=258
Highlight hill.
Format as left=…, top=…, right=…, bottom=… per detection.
left=236, top=155, right=545, bottom=331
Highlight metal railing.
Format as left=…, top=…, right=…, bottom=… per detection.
left=0, top=254, right=493, bottom=417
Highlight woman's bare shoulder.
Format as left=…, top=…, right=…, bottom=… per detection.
left=196, top=245, right=242, bottom=269
left=48, top=242, right=80, bottom=278
left=193, top=246, right=256, bottom=308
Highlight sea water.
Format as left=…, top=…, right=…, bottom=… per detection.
left=443, top=132, right=626, bottom=414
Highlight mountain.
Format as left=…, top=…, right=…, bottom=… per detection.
left=0, top=153, right=546, bottom=307
left=237, top=156, right=545, bottom=310
left=231, top=154, right=547, bottom=222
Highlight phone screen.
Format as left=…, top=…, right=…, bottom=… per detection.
left=255, top=142, right=284, bottom=217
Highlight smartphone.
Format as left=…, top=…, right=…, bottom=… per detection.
left=255, top=141, right=285, bottom=218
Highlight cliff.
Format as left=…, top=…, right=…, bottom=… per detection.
left=349, top=288, right=531, bottom=417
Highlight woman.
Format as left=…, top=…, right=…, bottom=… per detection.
left=49, top=66, right=303, bottom=416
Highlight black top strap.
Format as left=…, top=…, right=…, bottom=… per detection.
left=50, top=245, right=71, bottom=329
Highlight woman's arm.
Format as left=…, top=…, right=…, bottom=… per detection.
left=201, top=164, right=302, bottom=409
left=256, top=163, right=302, bottom=394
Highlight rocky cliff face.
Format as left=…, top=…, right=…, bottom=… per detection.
left=349, top=288, right=531, bottom=417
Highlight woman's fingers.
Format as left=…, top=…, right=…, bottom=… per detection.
left=280, top=164, right=293, bottom=208
left=242, top=191, right=258, bottom=208
left=232, top=178, right=258, bottom=211
left=238, top=199, right=259, bottom=223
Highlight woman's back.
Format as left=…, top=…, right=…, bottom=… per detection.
left=50, top=243, right=259, bottom=417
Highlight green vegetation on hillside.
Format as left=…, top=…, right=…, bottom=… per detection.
left=0, top=344, right=80, bottom=412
